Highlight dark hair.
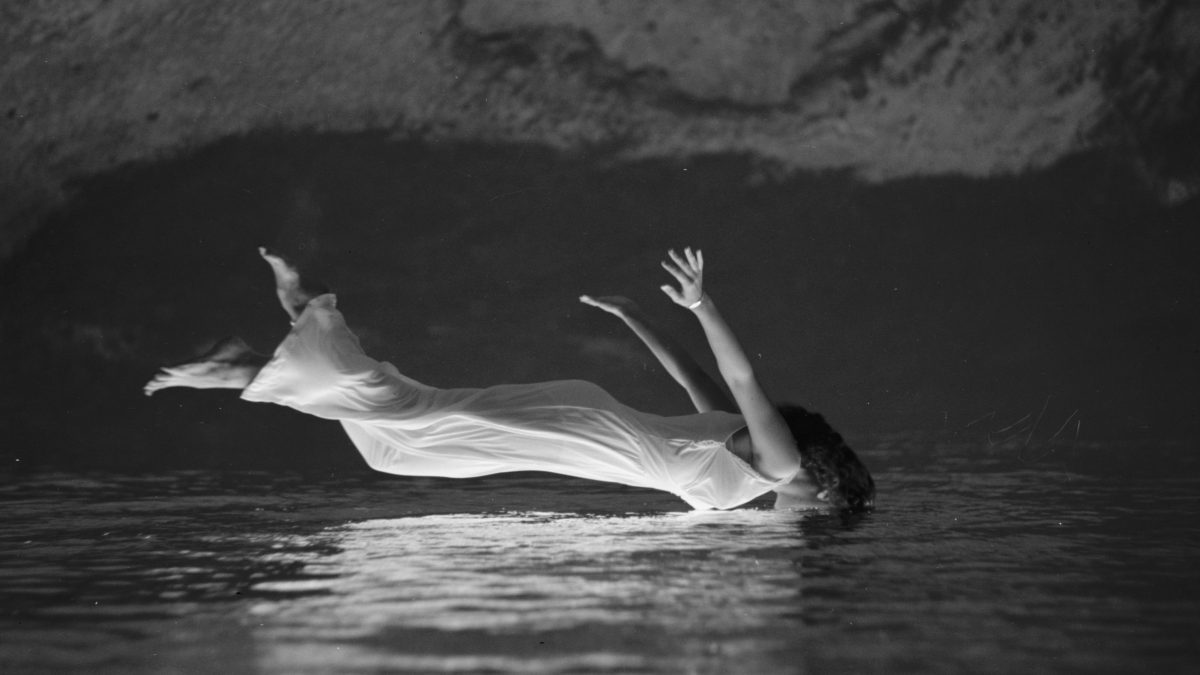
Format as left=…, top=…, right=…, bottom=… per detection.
left=777, top=405, right=875, bottom=512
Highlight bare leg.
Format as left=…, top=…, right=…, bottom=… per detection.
left=143, top=336, right=268, bottom=396
left=258, top=246, right=326, bottom=321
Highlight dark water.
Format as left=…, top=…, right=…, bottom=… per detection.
left=3, top=438, right=1198, bottom=674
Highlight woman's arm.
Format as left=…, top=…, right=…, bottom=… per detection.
left=660, top=248, right=802, bottom=482
left=579, top=295, right=735, bottom=413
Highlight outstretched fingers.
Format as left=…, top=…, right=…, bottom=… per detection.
left=579, top=294, right=614, bottom=314
left=668, top=247, right=703, bottom=275
left=666, top=249, right=695, bottom=277
left=659, top=247, right=706, bottom=308
left=660, top=259, right=692, bottom=286
left=579, top=294, right=640, bottom=318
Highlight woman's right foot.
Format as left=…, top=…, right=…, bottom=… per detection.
left=258, top=246, right=325, bottom=321
left=143, top=336, right=266, bottom=396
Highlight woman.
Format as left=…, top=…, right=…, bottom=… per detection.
left=580, top=290, right=874, bottom=511
left=145, top=247, right=873, bottom=511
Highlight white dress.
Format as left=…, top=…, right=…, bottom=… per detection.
left=241, top=294, right=792, bottom=509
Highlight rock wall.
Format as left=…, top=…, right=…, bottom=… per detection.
left=2, top=0, right=1198, bottom=258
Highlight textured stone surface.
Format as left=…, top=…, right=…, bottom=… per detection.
left=1, top=0, right=1198, bottom=257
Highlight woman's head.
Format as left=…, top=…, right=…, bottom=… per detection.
left=777, top=405, right=875, bottom=511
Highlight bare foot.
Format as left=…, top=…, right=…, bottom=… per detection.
left=143, top=336, right=266, bottom=396
left=258, top=246, right=325, bottom=321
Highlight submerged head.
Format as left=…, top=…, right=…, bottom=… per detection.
left=776, top=405, right=875, bottom=512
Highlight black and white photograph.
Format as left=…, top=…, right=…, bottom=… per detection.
left=2, top=1, right=1198, bottom=673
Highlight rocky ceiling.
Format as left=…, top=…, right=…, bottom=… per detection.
left=2, top=0, right=1198, bottom=258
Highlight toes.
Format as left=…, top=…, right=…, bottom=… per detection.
left=143, top=376, right=169, bottom=395
left=145, top=366, right=190, bottom=394
left=259, top=245, right=284, bottom=263
left=259, top=247, right=289, bottom=267
left=259, top=246, right=286, bottom=268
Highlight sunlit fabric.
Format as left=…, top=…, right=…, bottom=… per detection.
left=241, top=295, right=792, bottom=509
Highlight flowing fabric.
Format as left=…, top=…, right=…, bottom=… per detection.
left=241, top=294, right=792, bottom=509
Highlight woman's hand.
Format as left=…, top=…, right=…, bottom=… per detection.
left=660, top=247, right=705, bottom=309
left=579, top=294, right=641, bottom=319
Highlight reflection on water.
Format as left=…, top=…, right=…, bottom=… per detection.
left=2, top=439, right=1199, bottom=673
left=248, top=510, right=809, bottom=674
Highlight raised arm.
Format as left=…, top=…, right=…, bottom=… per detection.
left=579, top=295, right=735, bottom=413
left=660, top=248, right=802, bottom=482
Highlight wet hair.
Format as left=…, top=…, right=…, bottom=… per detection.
left=777, top=405, right=875, bottom=512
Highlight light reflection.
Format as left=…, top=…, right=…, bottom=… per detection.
left=10, top=447, right=1195, bottom=673
left=248, top=510, right=809, bottom=673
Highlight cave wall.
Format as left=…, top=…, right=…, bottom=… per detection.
left=2, top=0, right=1198, bottom=258
left=2, top=1, right=1199, bottom=467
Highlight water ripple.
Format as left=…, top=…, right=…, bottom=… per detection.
left=2, top=440, right=1198, bottom=673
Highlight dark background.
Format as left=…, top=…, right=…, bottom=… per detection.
left=1, top=133, right=1196, bottom=470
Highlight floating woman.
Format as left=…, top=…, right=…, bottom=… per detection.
left=145, top=247, right=874, bottom=511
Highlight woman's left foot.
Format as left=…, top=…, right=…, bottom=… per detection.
left=143, top=336, right=266, bottom=396
left=258, top=247, right=326, bottom=321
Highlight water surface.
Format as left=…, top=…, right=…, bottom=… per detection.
left=3, top=438, right=1198, bottom=673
